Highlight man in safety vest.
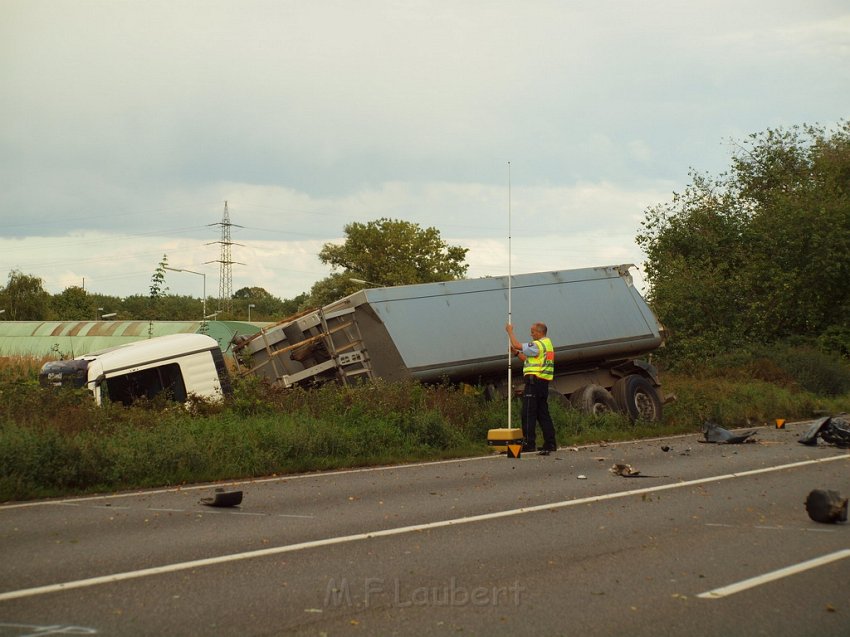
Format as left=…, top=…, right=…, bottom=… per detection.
left=506, top=322, right=557, bottom=453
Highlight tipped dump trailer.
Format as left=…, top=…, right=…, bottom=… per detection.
left=234, top=264, right=668, bottom=421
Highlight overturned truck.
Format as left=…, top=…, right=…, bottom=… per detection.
left=234, top=264, right=668, bottom=421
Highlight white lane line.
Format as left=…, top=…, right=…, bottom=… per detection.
left=0, top=456, right=503, bottom=510
left=1, top=424, right=800, bottom=510
left=698, top=549, right=850, bottom=599
left=0, top=454, right=846, bottom=603
left=705, top=522, right=835, bottom=533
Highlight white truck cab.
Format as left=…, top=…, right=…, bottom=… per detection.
left=39, top=333, right=231, bottom=406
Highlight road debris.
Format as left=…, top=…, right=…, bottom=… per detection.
left=610, top=463, right=642, bottom=477
left=200, top=488, right=243, bottom=507
left=804, top=489, right=848, bottom=524
left=700, top=421, right=757, bottom=444
left=798, top=416, right=850, bottom=448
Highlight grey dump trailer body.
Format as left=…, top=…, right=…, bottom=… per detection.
left=234, top=264, right=666, bottom=420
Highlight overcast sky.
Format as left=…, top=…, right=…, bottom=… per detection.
left=2, top=0, right=848, bottom=302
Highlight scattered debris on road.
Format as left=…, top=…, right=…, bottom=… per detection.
left=798, top=416, right=850, bottom=448
left=200, top=488, right=243, bottom=507
left=700, top=421, right=757, bottom=444
left=610, top=463, right=642, bottom=477
left=805, top=489, right=848, bottom=524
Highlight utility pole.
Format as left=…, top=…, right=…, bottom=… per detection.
left=206, top=201, right=244, bottom=313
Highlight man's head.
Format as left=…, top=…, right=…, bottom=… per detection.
left=531, top=322, right=548, bottom=338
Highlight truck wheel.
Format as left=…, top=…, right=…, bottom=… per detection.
left=548, top=386, right=570, bottom=408
left=612, top=375, right=663, bottom=422
left=570, top=384, right=617, bottom=416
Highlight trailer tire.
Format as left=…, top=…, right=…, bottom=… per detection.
left=548, top=387, right=570, bottom=409
left=612, top=374, right=663, bottom=422
left=570, top=384, right=617, bottom=416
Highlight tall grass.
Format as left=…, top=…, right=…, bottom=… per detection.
left=3, top=352, right=850, bottom=502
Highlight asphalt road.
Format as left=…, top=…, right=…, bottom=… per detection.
left=0, top=421, right=848, bottom=636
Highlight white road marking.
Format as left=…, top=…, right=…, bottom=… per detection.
left=705, top=522, right=835, bottom=533
left=698, top=549, right=850, bottom=599
left=0, top=455, right=504, bottom=510
left=0, top=424, right=789, bottom=511
left=0, top=454, right=846, bottom=603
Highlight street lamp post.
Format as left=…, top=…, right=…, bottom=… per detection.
left=349, top=278, right=383, bottom=287
left=248, top=303, right=255, bottom=321
left=163, top=266, right=207, bottom=323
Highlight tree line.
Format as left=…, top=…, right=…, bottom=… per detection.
left=0, top=218, right=469, bottom=323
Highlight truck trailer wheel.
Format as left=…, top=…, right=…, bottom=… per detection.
left=548, top=387, right=570, bottom=409
left=570, top=384, right=617, bottom=416
left=612, top=374, right=663, bottom=422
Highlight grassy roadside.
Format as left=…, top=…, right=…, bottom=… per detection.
left=2, top=358, right=850, bottom=502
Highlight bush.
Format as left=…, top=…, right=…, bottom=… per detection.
left=771, top=345, right=850, bottom=396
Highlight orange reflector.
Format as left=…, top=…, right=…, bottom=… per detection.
left=775, top=419, right=786, bottom=429
left=507, top=444, right=523, bottom=458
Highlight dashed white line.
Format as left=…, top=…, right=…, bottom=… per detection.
left=0, top=454, right=846, bottom=603
left=698, top=549, right=850, bottom=599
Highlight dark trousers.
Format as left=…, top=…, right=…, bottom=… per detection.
left=521, top=376, right=556, bottom=449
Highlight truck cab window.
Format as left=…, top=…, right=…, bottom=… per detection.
left=105, top=363, right=187, bottom=406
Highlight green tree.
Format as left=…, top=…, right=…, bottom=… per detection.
left=637, top=121, right=850, bottom=362
left=0, top=270, right=52, bottom=320
left=52, top=286, right=95, bottom=321
left=147, top=255, right=169, bottom=336
left=308, top=218, right=469, bottom=306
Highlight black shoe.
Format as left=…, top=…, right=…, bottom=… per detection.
left=538, top=444, right=557, bottom=452
left=521, top=444, right=537, bottom=453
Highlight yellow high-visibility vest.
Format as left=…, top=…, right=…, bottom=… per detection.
left=524, top=337, right=554, bottom=380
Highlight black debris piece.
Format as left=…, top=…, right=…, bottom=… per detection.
left=805, top=489, right=848, bottom=524
left=201, top=488, right=244, bottom=508
left=798, top=417, right=832, bottom=446
left=701, top=421, right=757, bottom=444
left=820, top=416, right=850, bottom=448
left=798, top=416, right=850, bottom=448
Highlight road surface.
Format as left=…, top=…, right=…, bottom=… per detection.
left=1, top=421, right=848, bottom=636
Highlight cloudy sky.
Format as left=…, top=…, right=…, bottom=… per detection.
left=2, top=1, right=848, bottom=302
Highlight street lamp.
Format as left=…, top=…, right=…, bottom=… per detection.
left=0, top=309, right=5, bottom=319
left=248, top=303, right=255, bottom=321
left=204, top=311, right=221, bottom=320
left=350, top=278, right=383, bottom=287
left=163, top=266, right=207, bottom=323
left=101, top=312, right=117, bottom=320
